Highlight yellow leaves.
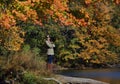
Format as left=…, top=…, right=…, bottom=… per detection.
left=105, top=14, right=111, bottom=21
left=12, top=0, right=41, bottom=26
left=32, top=0, right=40, bottom=3
left=27, top=9, right=38, bottom=19
left=50, top=5, right=54, bottom=10
left=106, top=26, right=120, bottom=46
left=69, top=44, right=80, bottom=49
left=107, top=26, right=119, bottom=33
left=59, top=50, right=70, bottom=56
left=85, top=0, right=92, bottom=5
left=12, top=9, right=38, bottom=23
left=77, top=19, right=87, bottom=26
left=90, top=59, right=100, bottom=64
left=114, top=36, right=120, bottom=46
left=64, top=54, right=75, bottom=60
left=85, top=12, right=89, bottom=18
left=79, top=8, right=86, bottom=14
left=101, top=49, right=118, bottom=63
left=2, top=26, right=25, bottom=51
left=75, top=27, right=118, bottom=64
left=46, top=9, right=54, bottom=16
left=89, top=26, right=108, bottom=37
left=74, top=24, right=120, bottom=64
left=47, top=0, right=77, bottom=26
left=17, top=0, right=31, bottom=6
left=97, top=44, right=104, bottom=49
left=59, top=49, right=73, bottom=60
left=78, top=52, right=90, bottom=60
left=59, top=44, right=79, bottom=60
left=89, top=39, right=106, bottom=49
left=109, top=34, right=120, bottom=46
left=94, top=1, right=113, bottom=25
left=12, top=10, right=27, bottom=22
left=52, top=10, right=75, bottom=26
left=89, top=48, right=99, bottom=54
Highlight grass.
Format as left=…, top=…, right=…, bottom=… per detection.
left=0, top=51, right=57, bottom=84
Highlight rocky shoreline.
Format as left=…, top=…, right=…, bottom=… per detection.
left=44, top=74, right=109, bottom=84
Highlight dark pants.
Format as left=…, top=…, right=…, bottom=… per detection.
left=47, top=55, right=54, bottom=72
left=47, top=55, right=54, bottom=64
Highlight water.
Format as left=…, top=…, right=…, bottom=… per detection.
left=58, top=68, right=120, bottom=84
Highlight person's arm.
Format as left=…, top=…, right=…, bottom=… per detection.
left=46, top=41, right=55, bottom=48
left=52, top=43, right=55, bottom=48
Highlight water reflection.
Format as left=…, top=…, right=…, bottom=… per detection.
left=58, top=68, right=120, bottom=84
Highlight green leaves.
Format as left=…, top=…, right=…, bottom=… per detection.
left=0, top=0, right=120, bottom=67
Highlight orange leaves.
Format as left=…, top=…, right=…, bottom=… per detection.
left=45, top=0, right=76, bottom=26
left=84, top=12, right=89, bottom=18
left=46, top=10, right=54, bottom=16
left=114, top=0, right=120, bottom=4
left=90, top=59, right=100, bottom=64
left=85, top=0, right=92, bottom=5
left=53, top=0, right=68, bottom=11
left=26, top=9, right=38, bottom=20
left=76, top=8, right=90, bottom=26
left=12, top=10, right=27, bottom=22
left=33, top=19, right=43, bottom=26
left=17, top=0, right=32, bottom=6
left=0, top=13, right=16, bottom=29
left=27, top=0, right=89, bottom=27
left=77, top=19, right=87, bottom=26
left=12, top=0, right=41, bottom=26
left=12, top=3, right=40, bottom=25
left=57, top=13, right=74, bottom=26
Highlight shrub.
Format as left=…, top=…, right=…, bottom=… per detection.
left=22, top=72, right=37, bottom=84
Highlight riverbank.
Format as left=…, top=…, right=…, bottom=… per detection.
left=44, top=74, right=109, bottom=84
left=54, top=68, right=120, bottom=84
left=53, top=63, right=120, bottom=71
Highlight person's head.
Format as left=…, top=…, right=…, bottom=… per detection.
left=50, top=36, right=55, bottom=42
left=47, top=35, right=50, bottom=41
left=46, top=35, right=55, bottom=42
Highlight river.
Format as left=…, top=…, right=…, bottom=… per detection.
left=58, top=68, right=120, bottom=84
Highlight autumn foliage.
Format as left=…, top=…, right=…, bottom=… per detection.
left=0, top=0, right=120, bottom=67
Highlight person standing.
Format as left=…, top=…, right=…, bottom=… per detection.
left=45, top=35, right=55, bottom=72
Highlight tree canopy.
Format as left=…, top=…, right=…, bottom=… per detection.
left=0, top=0, right=120, bottom=67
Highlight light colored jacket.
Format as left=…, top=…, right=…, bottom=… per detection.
left=46, top=40, right=55, bottom=55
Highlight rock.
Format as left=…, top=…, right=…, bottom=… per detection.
left=43, top=75, right=109, bottom=84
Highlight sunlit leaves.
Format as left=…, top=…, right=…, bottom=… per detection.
left=114, top=0, right=120, bottom=4
left=0, top=26, right=24, bottom=51
left=0, top=0, right=120, bottom=66
left=94, top=1, right=114, bottom=26
left=85, top=0, right=92, bottom=5
left=12, top=10, right=27, bottom=22
left=106, top=26, right=120, bottom=46
left=0, top=13, right=16, bottom=29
